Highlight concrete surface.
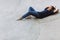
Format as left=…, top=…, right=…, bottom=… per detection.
left=0, top=0, right=60, bottom=40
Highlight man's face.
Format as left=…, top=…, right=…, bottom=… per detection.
left=48, top=6, right=55, bottom=11
left=47, top=6, right=56, bottom=11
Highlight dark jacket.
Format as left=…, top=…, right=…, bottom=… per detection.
left=37, top=9, right=55, bottom=18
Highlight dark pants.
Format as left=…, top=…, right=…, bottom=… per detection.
left=21, top=7, right=39, bottom=19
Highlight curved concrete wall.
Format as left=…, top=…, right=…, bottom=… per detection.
left=0, top=0, right=60, bottom=40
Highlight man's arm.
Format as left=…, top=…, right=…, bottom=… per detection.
left=53, top=9, right=59, bottom=14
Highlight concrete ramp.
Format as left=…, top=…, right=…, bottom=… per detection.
left=0, top=0, right=60, bottom=40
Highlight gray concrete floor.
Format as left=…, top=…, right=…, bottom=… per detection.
left=0, top=0, right=60, bottom=40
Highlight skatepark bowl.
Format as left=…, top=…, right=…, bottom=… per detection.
left=0, top=0, right=60, bottom=40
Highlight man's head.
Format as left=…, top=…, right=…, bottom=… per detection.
left=51, top=6, right=56, bottom=11
left=45, top=5, right=56, bottom=11
left=45, top=5, right=59, bottom=14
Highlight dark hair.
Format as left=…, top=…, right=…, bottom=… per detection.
left=45, top=6, right=56, bottom=11
left=51, top=6, right=55, bottom=11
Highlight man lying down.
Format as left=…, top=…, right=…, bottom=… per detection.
left=18, top=5, right=59, bottom=20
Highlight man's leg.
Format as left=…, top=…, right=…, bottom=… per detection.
left=29, top=7, right=35, bottom=11
left=18, top=11, right=39, bottom=20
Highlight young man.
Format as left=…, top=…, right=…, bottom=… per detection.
left=18, top=6, right=59, bottom=20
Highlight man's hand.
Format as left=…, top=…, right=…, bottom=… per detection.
left=54, top=9, right=59, bottom=13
